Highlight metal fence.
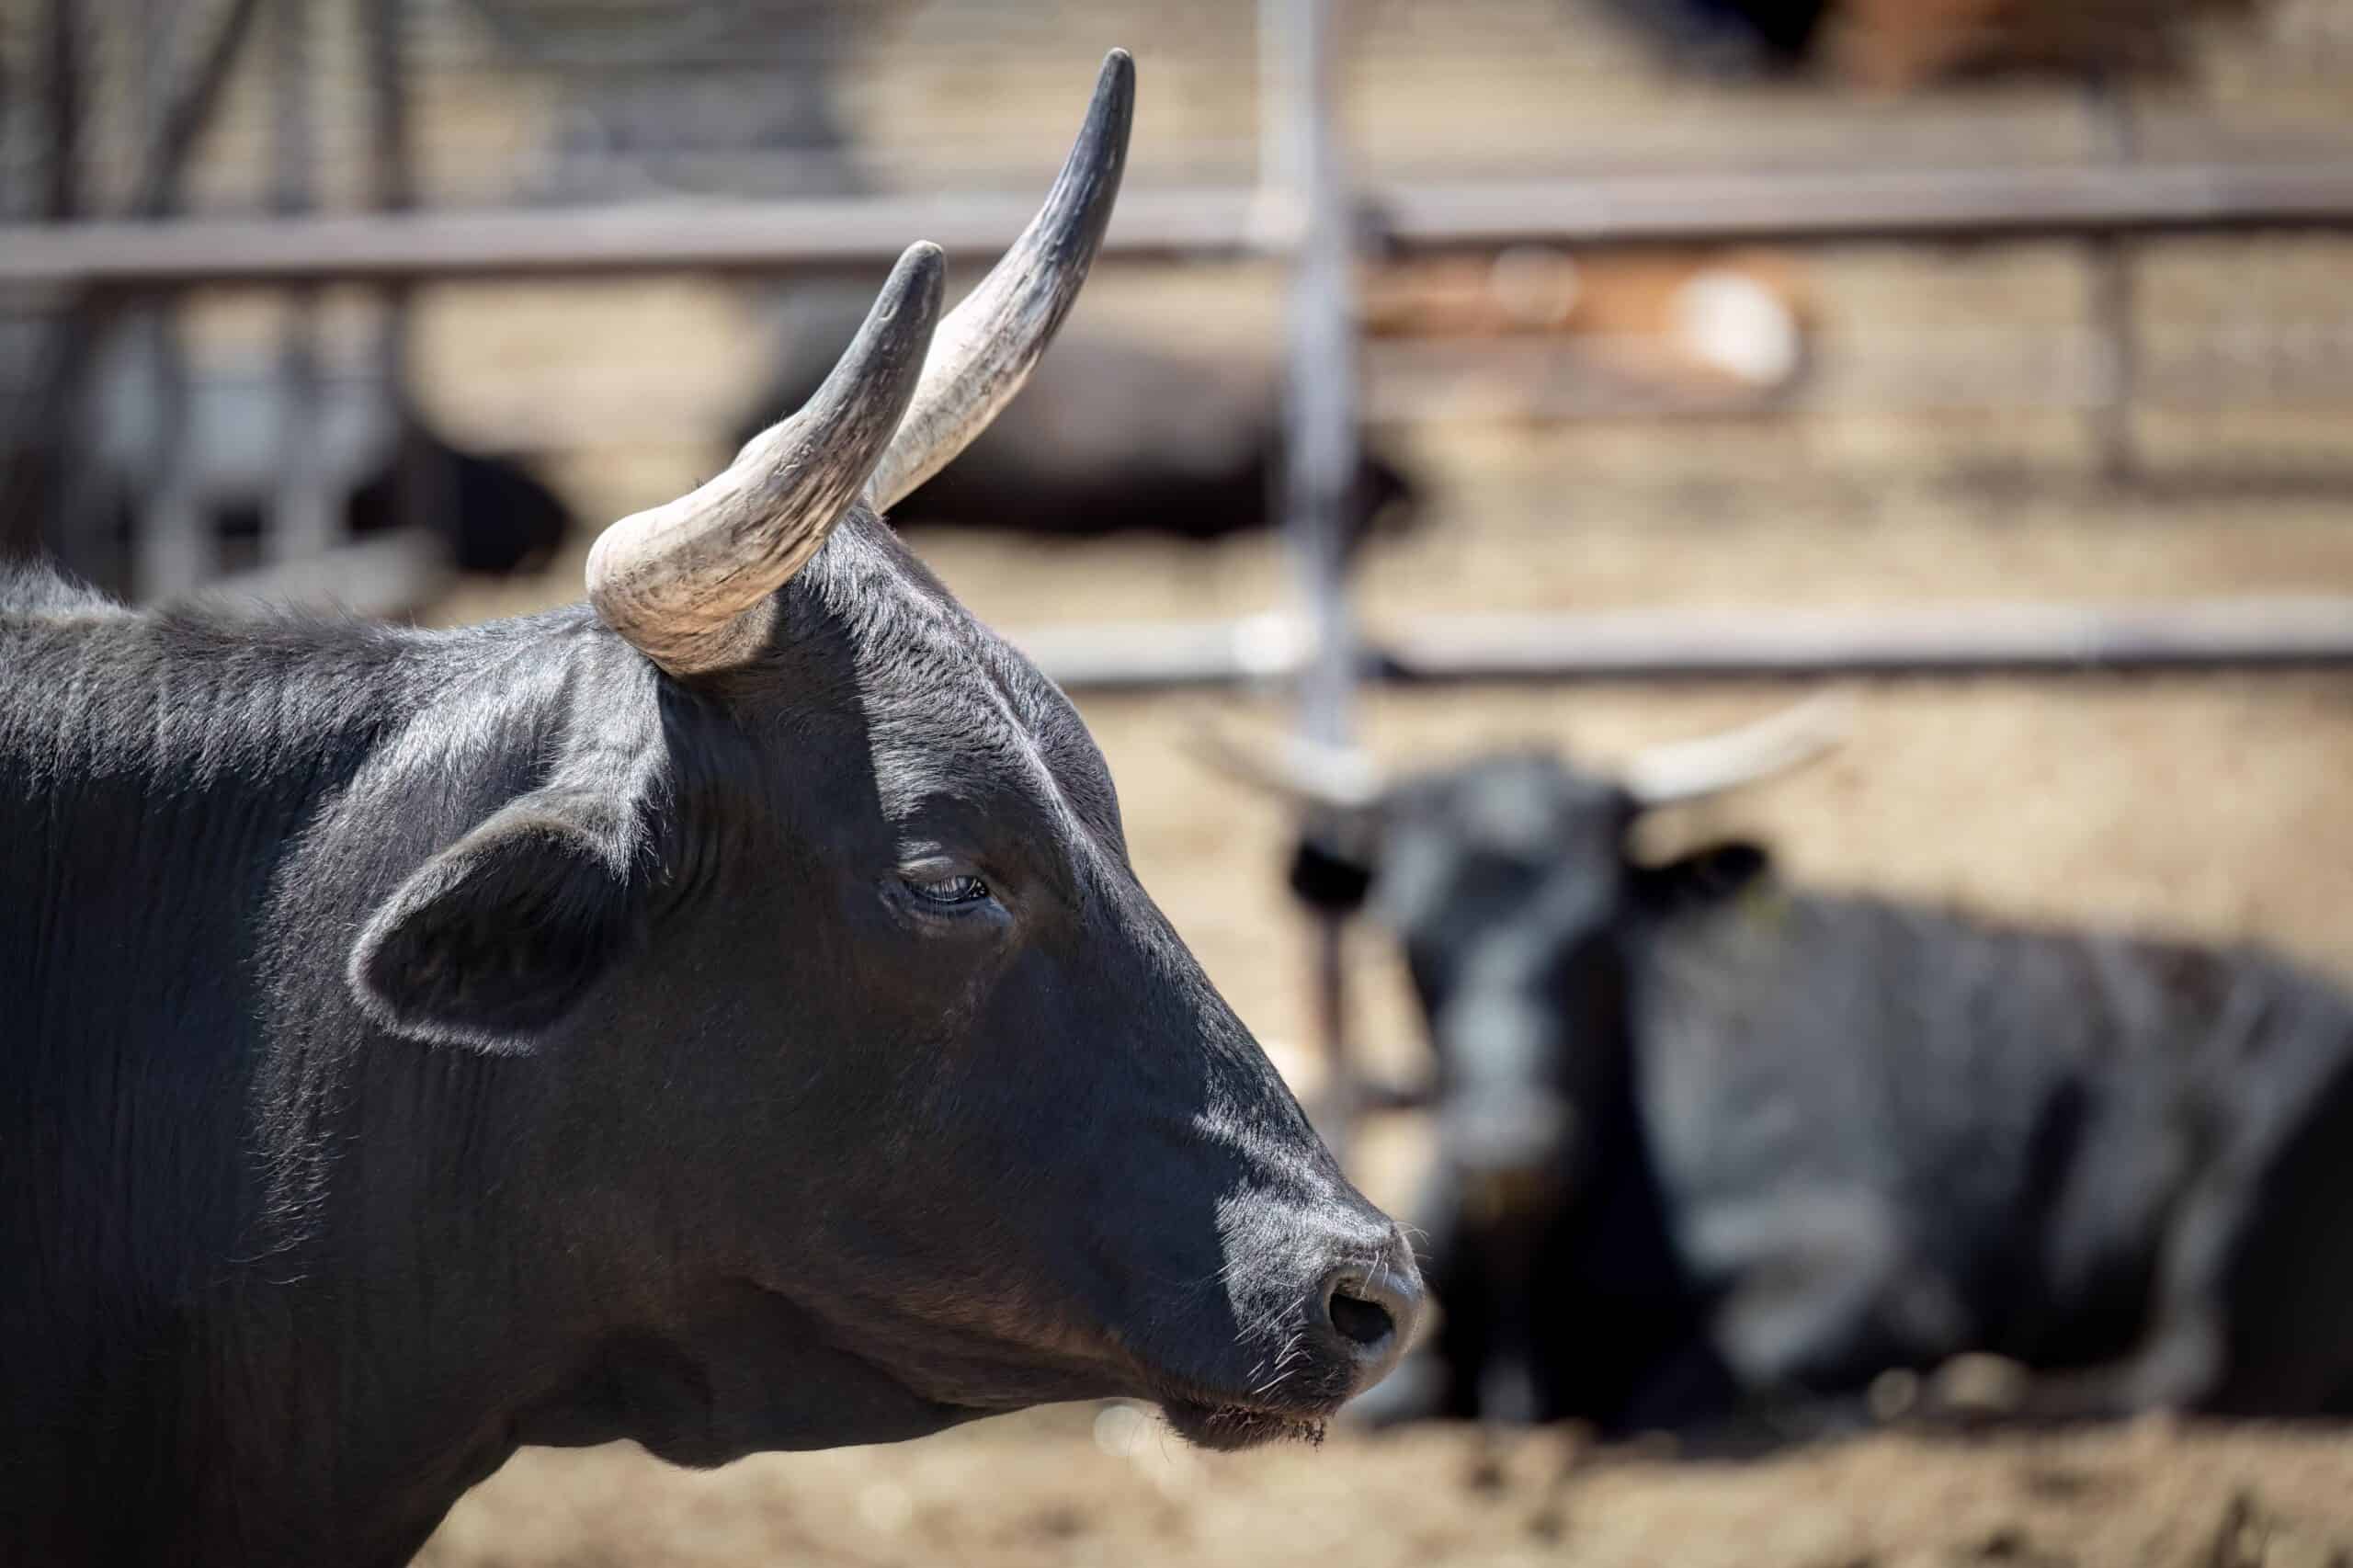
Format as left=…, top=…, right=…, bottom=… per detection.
left=8, top=0, right=2353, bottom=1145
left=8, top=0, right=2353, bottom=657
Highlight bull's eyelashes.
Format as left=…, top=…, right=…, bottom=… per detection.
left=349, top=790, right=645, bottom=1052
left=904, top=871, right=991, bottom=907
left=890, top=858, right=1005, bottom=927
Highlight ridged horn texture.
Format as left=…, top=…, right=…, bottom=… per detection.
left=863, top=48, right=1135, bottom=513
left=586, top=242, right=946, bottom=676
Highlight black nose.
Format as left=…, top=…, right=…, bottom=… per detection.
left=1311, top=1256, right=1424, bottom=1395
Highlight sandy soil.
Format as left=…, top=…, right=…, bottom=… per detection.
left=367, top=10, right=2353, bottom=1559
left=412, top=466, right=2353, bottom=1568
left=419, top=1413, right=2353, bottom=1568
left=404, top=265, right=2353, bottom=1568
left=17, top=0, right=2347, bottom=1557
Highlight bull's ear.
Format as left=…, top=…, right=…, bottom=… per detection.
left=1633, top=840, right=1771, bottom=912
left=348, top=790, right=645, bottom=1052
left=1287, top=832, right=1377, bottom=915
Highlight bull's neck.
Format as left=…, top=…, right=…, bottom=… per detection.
left=1, top=599, right=639, bottom=1566
left=165, top=1032, right=600, bottom=1568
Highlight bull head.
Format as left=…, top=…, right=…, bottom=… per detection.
left=1198, top=699, right=1843, bottom=1426
left=1199, top=694, right=1850, bottom=1169
left=328, top=52, right=1426, bottom=1484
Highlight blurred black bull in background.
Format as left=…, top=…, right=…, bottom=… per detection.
left=1608, top=0, right=1833, bottom=72
left=1608, top=0, right=2258, bottom=85
left=343, top=435, right=571, bottom=577
left=1216, top=700, right=2353, bottom=1435
left=733, top=301, right=1419, bottom=551
left=58, top=349, right=574, bottom=597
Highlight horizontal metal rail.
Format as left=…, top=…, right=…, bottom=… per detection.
left=1012, top=597, right=2353, bottom=690
left=8, top=159, right=2353, bottom=290
left=1375, top=160, right=2353, bottom=248
left=193, top=570, right=2353, bottom=687
left=0, top=188, right=1247, bottom=288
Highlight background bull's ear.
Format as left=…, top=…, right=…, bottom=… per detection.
left=1287, top=831, right=1377, bottom=915
left=1633, top=840, right=1773, bottom=912
left=347, top=789, right=646, bottom=1053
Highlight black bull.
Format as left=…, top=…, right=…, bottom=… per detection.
left=1273, top=730, right=2353, bottom=1434
left=0, top=56, right=1421, bottom=1568
left=732, top=321, right=1419, bottom=551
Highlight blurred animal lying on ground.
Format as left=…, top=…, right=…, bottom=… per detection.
left=1604, top=0, right=1833, bottom=72
left=1606, top=0, right=2257, bottom=85
left=733, top=320, right=1418, bottom=555
left=1, top=58, right=1424, bottom=1567
left=345, top=432, right=572, bottom=576
left=62, top=343, right=574, bottom=597
left=1825, top=0, right=2259, bottom=88
left=737, top=244, right=1807, bottom=545
left=1213, top=699, right=2353, bottom=1436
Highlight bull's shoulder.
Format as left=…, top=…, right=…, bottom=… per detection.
left=1833, top=892, right=2340, bottom=1031
left=1650, top=879, right=2348, bottom=1071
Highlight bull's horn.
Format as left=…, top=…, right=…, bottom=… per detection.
left=587, top=243, right=945, bottom=676
left=1192, top=720, right=1386, bottom=812
left=1620, top=692, right=1853, bottom=807
left=863, top=49, right=1134, bottom=512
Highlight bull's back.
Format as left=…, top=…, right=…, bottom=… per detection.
left=1632, top=882, right=2353, bottom=1364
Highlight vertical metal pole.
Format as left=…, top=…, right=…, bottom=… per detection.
left=2088, top=69, right=2139, bottom=486
left=5, top=0, right=85, bottom=566
left=1267, top=0, right=1365, bottom=1161
left=135, top=327, right=209, bottom=599
left=366, top=0, right=435, bottom=556
left=133, top=0, right=208, bottom=600
left=271, top=0, right=332, bottom=566
left=12, top=0, right=258, bottom=589
left=40, top=0, right=80, bottom=222
left=365, top=0, right=417, bottom=219
left=133, top=0, right=268, bottom=220
left=1255, top=0, right=1298, bottom=243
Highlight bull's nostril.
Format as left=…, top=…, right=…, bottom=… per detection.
left=1313, top=1255, right=1424, bottom=1390
left=1327, top=1287, right=1395, bottom=1349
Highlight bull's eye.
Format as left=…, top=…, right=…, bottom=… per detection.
left=904, top=871, right=992, bottom=907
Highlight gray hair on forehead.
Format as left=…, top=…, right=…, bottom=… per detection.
left=1461, top=765, right=1577, bottom=853
left=797, top=515, right=1118, bottom=835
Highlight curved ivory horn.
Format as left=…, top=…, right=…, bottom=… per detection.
left=863, top=49, right=1134, bottom=512
left=587, top=243, right=945, bottom=676
left=1620, top=692, right=1853, bottom=807
left=1192, top=720, right=1386, bottom=812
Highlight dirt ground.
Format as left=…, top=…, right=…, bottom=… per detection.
left=413, top=461, right=2353, bottom=1568
left=397, top=255, right=2353, bottom=1568
left=368, top=15, right=2353, bottom=1557
left=419, top=1412, right=2353, bottom=1568
left=14, top=0, right=2346, bottom=1556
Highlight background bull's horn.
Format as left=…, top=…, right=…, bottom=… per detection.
left=586, top=243, right=946, bottom=676
left=1192, top=719, right=1387, bottom=812
left=1620, top=691, right=1854, bottom=807
left=863, top=49, right=1134, bottom=513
